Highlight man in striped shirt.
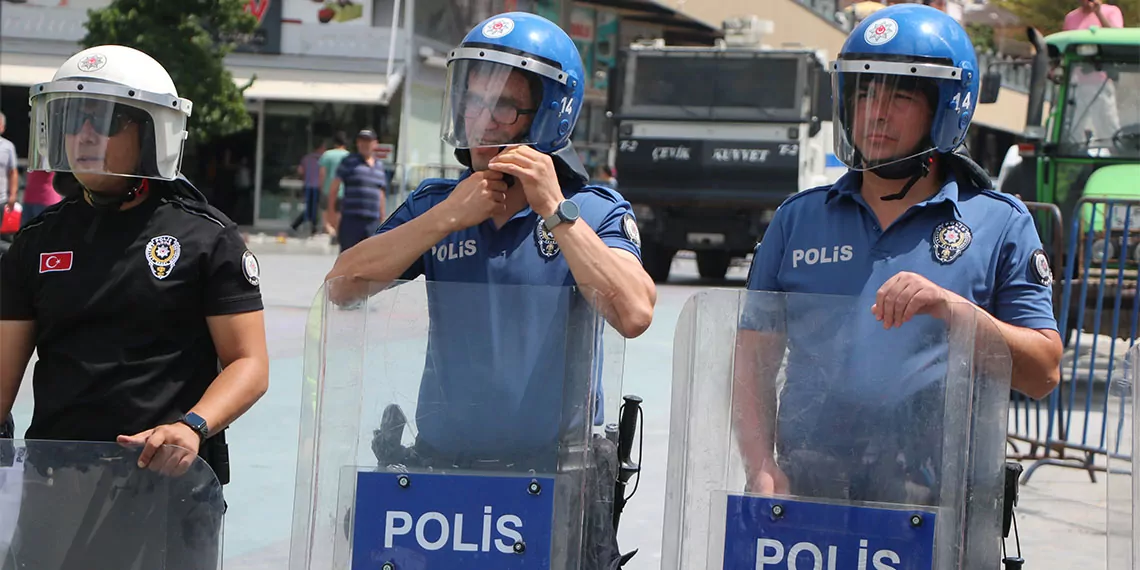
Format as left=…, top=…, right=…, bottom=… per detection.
left=330, top=129, right=388, bottom=252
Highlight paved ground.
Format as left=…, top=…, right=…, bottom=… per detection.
left=4, top=236, right=1125, bottom=568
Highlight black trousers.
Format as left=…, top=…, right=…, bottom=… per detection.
left=1, top=448, right=224, bottom=570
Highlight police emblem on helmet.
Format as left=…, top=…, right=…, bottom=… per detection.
left=931, top=220, right=972, bottom=264
left=1031, top=249, right=1053, bottom=287
left=482, top=17, right=515, bottom=39
left=535, top=218, right=560, bottom=259
left=77, top=53, right=107, bottom=72
left=864, top=18, right=899, bottom=46
left=145, top=235, right=181, bottom=279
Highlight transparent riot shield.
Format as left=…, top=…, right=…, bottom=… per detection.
left=662, top=289, right=1013, bottom=570
left=1109, top=346, right=1137, bottom=569
left=0, top=440, right=225, bottom=569
left=290, top=278, right=628, bottom=570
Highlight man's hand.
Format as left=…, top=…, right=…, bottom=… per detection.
left=487, top=146, right=562, bottom=218
left=872, top=271, right=959, bottom=328
left=435, top=170, right=509, bottom=231
left=117, top=422, right=201, bottom=477
left=746, top=460, right=790, bottom=496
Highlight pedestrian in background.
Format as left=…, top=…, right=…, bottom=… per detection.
left=328, top=129, right=387, bottom=252
left=320, top=132, right=350, bottom=237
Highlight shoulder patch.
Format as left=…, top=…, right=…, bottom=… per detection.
left=1030, top=248, right=1054, bottom=287
left=621, top=213, right=642, bottom=248
left=242, top=250, right=261, bottom=286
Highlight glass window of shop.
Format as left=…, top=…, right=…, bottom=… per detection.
left=257, top=100, right=395, bottom=229
left=182, top=100, right=393, bottom=228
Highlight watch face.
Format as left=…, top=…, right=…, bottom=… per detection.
left=560, top=200, right=580, bottom=220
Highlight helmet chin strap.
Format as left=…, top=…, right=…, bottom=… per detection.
left=84, top=178, right=150, bottom=213
left=860, top=148, right=937, bottom=202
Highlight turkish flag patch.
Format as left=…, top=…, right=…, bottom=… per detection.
left=39, top=251, right=73, bottom=273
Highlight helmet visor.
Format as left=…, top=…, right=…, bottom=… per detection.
left=440, top=59, right=544, bottom=150
left=29, top=93, right=171, bottom=179
left=832, top=61, right=950, bottom=171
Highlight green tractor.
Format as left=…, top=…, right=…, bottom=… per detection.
left=985, top=26, right=1140, bottom=343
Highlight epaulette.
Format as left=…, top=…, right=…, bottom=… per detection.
left=978, top=189, right=1031, bottom=215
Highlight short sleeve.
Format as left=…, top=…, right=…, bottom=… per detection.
left=336, top=156, right=354, bottom=182
left=1107, top=5, right=1125, bottom=27
left=587, top=196, right=641, bottom=262
left=4, top=145, right=15, bottom=173
left=0, top=235, right=35, bottom=320
left=203, top=225, right=264, bottom=316
left=740, top=209, right=788, bottom=331
left=375, top=196, right=424, bottom=281
left=992, top=210, right=1059, bottom=332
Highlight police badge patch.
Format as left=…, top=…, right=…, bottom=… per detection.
left=145, top=235, right=181, bottom=279
left=931, top=220, right=972, bottom=265
left=1031, top=248, right=1054, bottom=287
left=242, top=250, right=261, bottom=286
left=535, top=218, right=560, bottom=259
left=622, top=213, right=642, bottom=248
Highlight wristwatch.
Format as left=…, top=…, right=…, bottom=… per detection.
left=543, top=200, right=580, bottom=232
left=179, top=412, right=210, bottom=440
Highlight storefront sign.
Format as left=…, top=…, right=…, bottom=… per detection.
left=282, top=0, right=373, bottom=26
left=232, top=0, right=283, bottom=54
left=0, top=0, right=109, bottom=42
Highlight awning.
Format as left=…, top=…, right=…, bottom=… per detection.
left=1, top=53, right=399, bottom=106
left=229, top=65, right=400, bottom=105
left=0, top=52, right=64, bottom=87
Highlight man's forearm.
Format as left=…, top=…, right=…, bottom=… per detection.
left=951, top=301, right=1062, bottom=399
left=189, top=356, right=268, bottom=436
left=1094, top=6, right=1115, bottom=27
left=732, top=330, right=786, bottom=473
left=0, top=321, right=36, bottom=420
left=549, top=221, right=655, bottom=338
left=326, top=207, right=453, bottom=301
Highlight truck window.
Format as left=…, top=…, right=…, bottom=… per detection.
left=631, top=56, right=800, bottom=110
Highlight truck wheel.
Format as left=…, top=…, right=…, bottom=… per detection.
left=642, top=241, right=675, bottom=283
left=697, top=251, right=731, bottom=280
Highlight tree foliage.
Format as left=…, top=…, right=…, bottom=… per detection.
left=992, top=0, right=1140, bottom=37
left=80, top=0, right=259, bottom=144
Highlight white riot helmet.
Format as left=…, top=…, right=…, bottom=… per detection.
left=28, top=45, right=193, bottom=183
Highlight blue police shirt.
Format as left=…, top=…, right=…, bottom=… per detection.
left=741, top=171, right=1056, bottom=450
left=376, top=172, right=642, bottom=458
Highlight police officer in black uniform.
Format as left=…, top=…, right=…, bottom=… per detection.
left=0, top=45, right=269, bottom=568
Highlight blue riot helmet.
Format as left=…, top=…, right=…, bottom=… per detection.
left=440, top=13, right=586, bottom=165
left=832, top=4, right=980, bottom=199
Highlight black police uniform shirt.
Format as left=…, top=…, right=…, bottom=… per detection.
left=373, top=172, right=643, bottom=457
left=0, top=180, right=263, bottom=441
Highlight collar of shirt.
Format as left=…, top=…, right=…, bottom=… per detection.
left=455, top=168, right=548, bottom=227
left=824, top=170, right=964, bottom=220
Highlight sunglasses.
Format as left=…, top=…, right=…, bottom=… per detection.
left=49, top=99, right=147, bottom=137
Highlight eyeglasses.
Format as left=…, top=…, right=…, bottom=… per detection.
left=461, top=95, right=537, bottom=125
left=50, top=99, right=146, bottom=137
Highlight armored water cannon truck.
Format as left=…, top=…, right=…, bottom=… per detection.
left=610, top=16, right=843, bottom=282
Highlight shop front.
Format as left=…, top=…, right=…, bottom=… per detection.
left=0, top=0, right=405, bottom=230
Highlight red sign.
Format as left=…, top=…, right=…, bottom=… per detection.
left=39, top=251, right=73, bottom=274
left=246, top=0, right=271, bottom=23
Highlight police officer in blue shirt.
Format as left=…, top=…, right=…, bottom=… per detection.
left=734, top=4, right=1063, bottom=502
left=325, top=12, right=655, bottom=567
